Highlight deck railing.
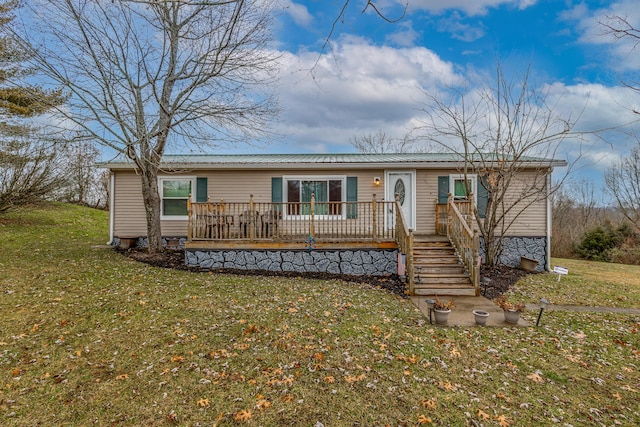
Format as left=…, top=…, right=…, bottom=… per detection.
left=446, top=195, right=480, bottom=292
left=187, top=194, right=397, bottom=243
left=394, top=195, right=413, bottom=295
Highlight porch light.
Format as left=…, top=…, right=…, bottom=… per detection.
left=425, top=299, right=435, bottom=324
left=374, top=177, right=381, bottom=186
left=536, top=298, right=550, bottom=326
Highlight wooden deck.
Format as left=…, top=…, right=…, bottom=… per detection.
left=185, top=195, right=480, bottom=296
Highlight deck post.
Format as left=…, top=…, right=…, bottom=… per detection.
left=434, top=197, right=439, bottom=234
left=310, top=193, right=315, bottom=237
left=249, top=194, right=255, bottom=241
left=407, top=228, right=414, bottom=295
left=446, top=193, right=452, bottom=239
left=187, top=195, right=192, bottom=241
left=372, top=193, right=378, bottom=242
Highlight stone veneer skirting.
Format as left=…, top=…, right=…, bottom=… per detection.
left=185, top=249, right=399, bottom=276
left=479, top=236, right=547, bottom=272
left=114, top=235, right=547, bottom=274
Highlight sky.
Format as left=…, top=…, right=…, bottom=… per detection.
left=206, top=0, right=640, bottom=191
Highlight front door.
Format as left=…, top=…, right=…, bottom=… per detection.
left=386, top=171, right=416, bottom=230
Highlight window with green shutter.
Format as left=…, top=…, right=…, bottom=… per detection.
left=159, top=177, right=196, bottom=219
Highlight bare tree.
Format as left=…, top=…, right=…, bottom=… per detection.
left=417, top=65, right=578, bottom=266
left=16, top=0, right=280, bottom=252
left=0, top=134, right=68, bottom=212
left=551, top=178, right=603, bottom=258
left=605, top=139, right=640, bottom=232
left=59, top=140, right=105, bottom=208
left=599, top=14, right=640, bottom=98
left=350, top=130, right=419, bottom=153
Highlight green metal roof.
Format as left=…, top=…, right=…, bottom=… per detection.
left=102, top=152, right=567, bottom=170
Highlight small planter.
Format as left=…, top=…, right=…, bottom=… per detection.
left=520, top=256, right=538, bottom=272
left=503, top=309, right=521, bottom=324
left=433, top=309, right=451, bottom=325
left=473, top=309, right=490, bottom=326
left=118, top=237, right=137, bottom=250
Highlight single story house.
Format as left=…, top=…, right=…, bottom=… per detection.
left=103, top=153, right=566, bottom=296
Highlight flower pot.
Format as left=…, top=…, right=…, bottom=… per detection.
left=473, top=309, right=490, bottom=326
left=503, top=309, right=521, bottom=324
left=433, top=309, right=451, bottom=325
left=520, top=256, right=538, bottom=272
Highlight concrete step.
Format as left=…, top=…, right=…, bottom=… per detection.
left=413, top=287, right=477, bottom=296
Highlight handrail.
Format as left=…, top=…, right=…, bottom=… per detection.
left=394, top=194, right=413, bottom=295
left=447, top=195, right=480, bottom=292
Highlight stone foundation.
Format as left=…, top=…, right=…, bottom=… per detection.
left=185, top=249, right=398, bottom=276
left=480, top=236, right=547, bottom=272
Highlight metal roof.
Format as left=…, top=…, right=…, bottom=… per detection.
left=101, top=153, right=568, bottom=170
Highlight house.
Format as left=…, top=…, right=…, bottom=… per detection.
left=103, top=153, right=566, bottom=296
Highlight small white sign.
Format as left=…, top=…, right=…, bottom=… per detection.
left=553, top=266, right=568, bottom=281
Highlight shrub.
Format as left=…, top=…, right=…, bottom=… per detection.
left=575, top=222, right=637, bottom=262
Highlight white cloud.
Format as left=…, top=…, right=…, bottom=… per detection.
left=437, top=12, right=486, bottom=41
left=270, top=37, right=463, bottom=152
left=566, top=0, right=640, bottom=71
left=403, top=0, right=537, bottom=16
left=386, top=21, right=421, bottom=47
left=543, top=82, right=640, bottom=172
left=279, top=0, right=313, bottom=27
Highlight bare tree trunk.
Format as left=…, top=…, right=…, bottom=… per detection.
left=140, top=170, right=163, bottom=253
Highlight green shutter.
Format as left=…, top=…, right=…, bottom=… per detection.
left=437, top=176, right=449, bottom=204
left=477, top=175, right=489, bottom=219
left=346, top=176, right=358, bottom=219
left=271, top=177, right=283, bottom=214
left=196, top=177, right=208, bottom=202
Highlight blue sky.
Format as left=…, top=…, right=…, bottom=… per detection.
left=210, top=0, right=640, bottom=190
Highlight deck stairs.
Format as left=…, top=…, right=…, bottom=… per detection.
left=412, top=235, right=477, bottom=296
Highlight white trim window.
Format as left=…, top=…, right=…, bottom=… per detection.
left=283, top=176, right=346, bottom=218
left=450, top=174, right=477, bottom=203
left=159, top=177, right=195, bottom=220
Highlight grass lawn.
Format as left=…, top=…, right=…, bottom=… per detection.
left=1, top=203, right=638, bottom=426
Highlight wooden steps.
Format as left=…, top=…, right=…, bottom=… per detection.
left=411, top=237, right=477, bottom=296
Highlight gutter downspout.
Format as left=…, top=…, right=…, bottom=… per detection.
left=107, top=171, right=115, bottom=245
left=546, top=171, right=552, bottom=271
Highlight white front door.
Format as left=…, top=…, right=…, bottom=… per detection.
left=386, top=171, right=416, bottom=230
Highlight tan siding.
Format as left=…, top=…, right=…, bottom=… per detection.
left=113, top=172, right=147, bottom=236
left=498, top=171, right=547, bottom=236
left=112, top=167, right=548, bottom=238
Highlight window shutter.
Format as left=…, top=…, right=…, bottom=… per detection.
left=271, top=177, right=283, bottom=214
left=437, top=176, right=449, bottom=204
left=346, top=176, right=358, bottom=219
left=196, top=177, right=208, bottom=202
left=477, top=175, right=489, bottom=219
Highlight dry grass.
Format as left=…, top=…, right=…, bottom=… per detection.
left=1, top=204, right=638, bottom=426
left=504, top=258, right=640, bottom=308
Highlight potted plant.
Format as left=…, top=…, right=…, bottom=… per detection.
left=495, top=295, right=525, bottom=324
left=472, top=309, right=490, bottom=326
left=433, top=296, right=455, bottom=325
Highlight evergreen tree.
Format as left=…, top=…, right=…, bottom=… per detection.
left=0, top=0, right=65, bottom=212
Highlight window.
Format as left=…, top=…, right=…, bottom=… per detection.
left=159, top=177, right=195, bottom=219
left=284, top=177, right=345, bottom=217
left=450, top=174, right=477, bottom=202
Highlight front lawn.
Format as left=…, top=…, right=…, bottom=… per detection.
left=1, top=203, right=638, bottom=426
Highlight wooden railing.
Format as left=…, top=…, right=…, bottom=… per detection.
left=446, top=195, right=480, bottom=292
left=187, top=194, right=397, bottom=243
left=394, top=195, right=413, bottom=295
left=435, top=200, right=472, bottom=235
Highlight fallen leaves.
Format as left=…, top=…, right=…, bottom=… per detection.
left=233, top=409, right=252, bottom=422
left=526, top=372, right=544, bottom=383
left=417, top=414, right=432, bottom=424
left=196, top=398, right=210, bottom=408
